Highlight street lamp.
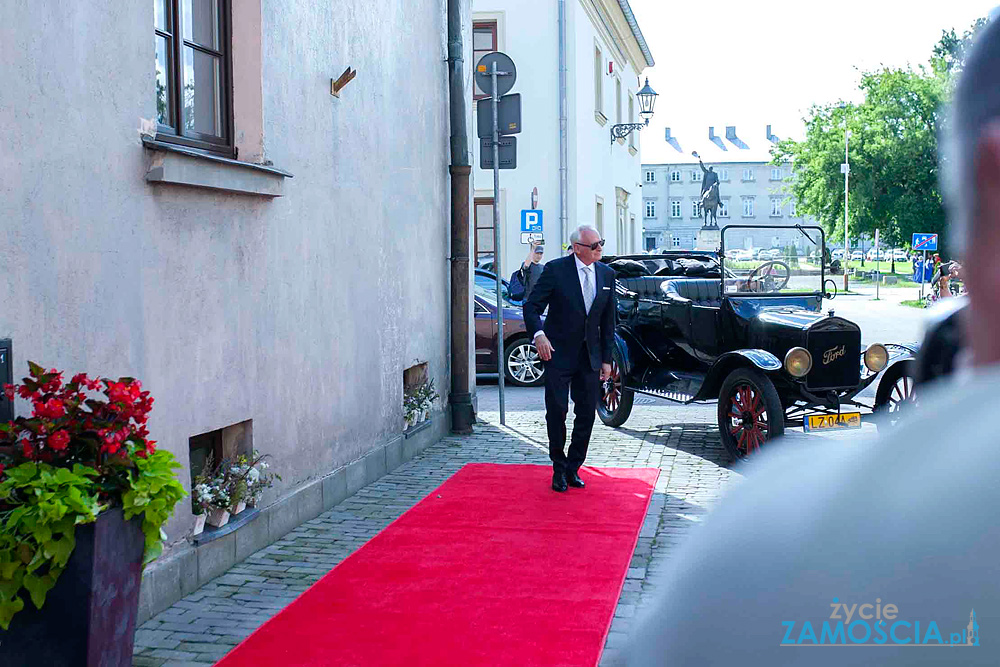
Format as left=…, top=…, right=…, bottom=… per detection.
left=610, top=78, right=657, bottom=145
left=841, top=128, right=852, bottom=291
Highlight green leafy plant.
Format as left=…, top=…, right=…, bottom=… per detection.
left=0, top=362, right=185, bottom=629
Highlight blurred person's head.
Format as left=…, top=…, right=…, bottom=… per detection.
left=943, top=16, right=1000, bottom=366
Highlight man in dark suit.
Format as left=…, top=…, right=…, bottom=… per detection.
left=523, top=225, right=616, bottom=492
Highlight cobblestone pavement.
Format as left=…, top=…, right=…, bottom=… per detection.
left=133, top=385, right=867, bottom=666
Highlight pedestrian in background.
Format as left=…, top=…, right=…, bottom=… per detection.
left=523, top=225, right=615, bottom=493
left=509, top=241, right=544, bottom=301
left=628, top=17, right=1000, bottom=665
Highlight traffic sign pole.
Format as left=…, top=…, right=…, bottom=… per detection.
left=490, top=60, right=506, bottom=426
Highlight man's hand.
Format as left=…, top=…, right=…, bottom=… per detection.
left=600, top=363, right=612, bottom=381
left=535, top=334, right=554, bottom=361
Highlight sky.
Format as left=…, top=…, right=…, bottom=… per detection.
left=628, top=0, right=997, bottom=164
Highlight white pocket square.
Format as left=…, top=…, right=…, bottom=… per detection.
left=602, top=286, right=611, bottom=290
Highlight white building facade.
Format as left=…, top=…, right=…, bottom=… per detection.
left=642, top=126, right=821, bottom=253
left=471, top=0, right=653, bottom=278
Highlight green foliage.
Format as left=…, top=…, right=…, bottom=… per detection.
left=0, top=463, right=102, bottom=629
left=121, top=449, right=186, bottom=564
left=774, top=17, right=987, bottom=258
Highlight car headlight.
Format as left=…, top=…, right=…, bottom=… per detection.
left=864, top=344, right=889, bottom=372
left=784, top=347, right=813, bottom=378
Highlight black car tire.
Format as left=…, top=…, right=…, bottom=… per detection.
left=503, top=337, right=545, bottom=387
left=874, top=360, right=916, bottom=430
left=718, top=367, right=785, bottom=460
left=598, top=347, right=634, bottom=427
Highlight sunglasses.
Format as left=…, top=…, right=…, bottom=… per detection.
left=574, top=239, right=606, bottom=251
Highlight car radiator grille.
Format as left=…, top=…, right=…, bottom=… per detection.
left=806, top=330, right=860, bottom=390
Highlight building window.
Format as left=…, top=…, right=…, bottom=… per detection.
left=474, top=198, right=496, bottom=270
left=645, top=200, right=656, bottom=218
left=670, top=200, right=681, bottom=218
left=473, top=21, right=498, bottom=100
left=594, top=46, right=603, bottom=117
left=155, top=0, right=233, bottom=155
left=770, top=198, right=782, bottom=216
left=719, top=199, right=730, bottom=218
left=742, top=168, right=755, bottom=181
left=596, top=197, right=604, bottom=234
left=645, top=170, right=655, bottom=183
left=670, top=170, right=681, bottom=182
left=628, top=95, right=635, bottom=148
left=615, top=77, right=622, bottom=126
left=672, top=236, right=681, bottom=248
left=742, top=197, right=755, bottom=217
left=771, top=167, right=783, bottom=181
left=789, top=201, right=798, bottom=217
left=691, top=200, right=700, bottom=218
left=719, top=168, right=729, bottom=181
left=645, top=237, right=656, bottom=251
left=691, top=170, right=702, bottom=182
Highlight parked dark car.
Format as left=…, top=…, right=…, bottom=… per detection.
left=474, top=270, right=544, bottom=387
left=598, top=225, right=918, bottom=459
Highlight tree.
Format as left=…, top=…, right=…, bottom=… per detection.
left=774, top=18, right=986, bottom=260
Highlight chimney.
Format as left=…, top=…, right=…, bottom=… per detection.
left=725, top=126, right=737, bottom=140
left=665, top=127, right=672, bottom=141
left=766, top=125, right=779, bottom=143
left=709, top=126, right=717, bottom=140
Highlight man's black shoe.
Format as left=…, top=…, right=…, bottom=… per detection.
left=552, top=471, right=568, bottom=492
left=567, top=471, right=585, bottom=488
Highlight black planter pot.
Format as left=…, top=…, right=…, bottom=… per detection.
left=0, top=507, right=145, bottom=666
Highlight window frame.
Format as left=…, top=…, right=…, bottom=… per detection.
left=789, top=200, right=798, bottom=217
left=473, top=21, right=499, bottom=101
left=719, top=168, right=729, bottom=182
left=691, top=199, right=700, bottom=218
left=670, top=170, right=681, bottom=182
left=770, top=197, right=783, bottom=217
left=771, top=167, right=783, bottom=181
left=672, top=236, right=681, bottom=248
left=742, top=196, right=755, bottom=218
left=594, top=45, right=604, bottom=117
left=473, top=197, right=496, bottom=267
left=719, top=198, right=730, bottom=218
left=742, top=167, right=755, bottom=181
left=645, top=200, right=656, bottom=218
left=155, top=0, right=235, bottom=157
left=645, top=170, right=655, bottom=183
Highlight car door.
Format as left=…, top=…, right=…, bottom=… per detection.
left=474, top=297, right=497, bottom=371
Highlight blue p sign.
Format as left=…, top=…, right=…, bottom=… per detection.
left=521, top=209, right=543, bottom=233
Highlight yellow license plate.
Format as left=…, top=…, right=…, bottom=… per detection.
left=804, top=412, right=862, bottom=432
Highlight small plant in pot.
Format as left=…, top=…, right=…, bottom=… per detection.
left=191, top=483, right=212, bottom=535
left=244, top=451, right=280, bottom=508
left=403, top=392, right=420, bottom=429
left=0, top=362, right=186, bottom=664
left=418, top=379, right=438, bottom=420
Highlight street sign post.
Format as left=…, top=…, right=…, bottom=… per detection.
left=477, top=51, right=517, bottom=426
left=912, top=233, right=938, bottom=299
left=477, top=93, right=521, bottom=138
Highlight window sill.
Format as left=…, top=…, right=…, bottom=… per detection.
left=404, top=417, right=434, bottom=439
left=143, top=138, right=292, bottom=197
left=595, top=111, right=608, bottom=126
left=192, top=507, right=261, bottom=546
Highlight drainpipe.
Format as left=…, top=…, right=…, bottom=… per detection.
left=558, top=0, right=568, bottom=248
left=447, top=0, right=474, bottom=434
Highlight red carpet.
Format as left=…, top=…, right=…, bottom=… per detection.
left=216, top=463, right=659, bottom=666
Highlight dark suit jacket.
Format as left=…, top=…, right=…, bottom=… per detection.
left=523, top=255, right=616, bottom=371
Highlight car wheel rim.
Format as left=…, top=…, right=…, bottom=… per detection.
left=726, top=382, right=769, bottom=457
left=508, top=343, right=543, bottom=383
left=602, top=360, right=622, bottom=412
left=887, top=374, right=915, bottom=422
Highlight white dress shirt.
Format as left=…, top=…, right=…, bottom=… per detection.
left=533, top=256, right=596, bottom=341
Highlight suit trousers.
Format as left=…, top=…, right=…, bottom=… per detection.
left=543, top=346, right=601, bottom=473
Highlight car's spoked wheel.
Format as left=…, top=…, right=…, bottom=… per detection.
left=718, top=368, right=784, bottom=461
left=874, top=360, right=916, bottom=430
left=598, top=351, right=634, bottom=427
left=504, top=339, right=545, bottom=387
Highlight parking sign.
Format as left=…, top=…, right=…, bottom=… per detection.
left=911, top=233, right=938, bottom=252
left=521, top=209, right=543, bottom=233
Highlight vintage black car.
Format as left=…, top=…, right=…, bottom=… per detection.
left=598, top=225, right=917, bottom=459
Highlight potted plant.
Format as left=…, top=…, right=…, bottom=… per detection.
left=244, top=451, right=280, bottom=508
left=226, top=459, right=249, bottom=515
left=191, top=483, right=212, bottom=536
left=403, top=391, right=419, bottom=429
left=0, top=362, right=185, bottom=665
left=419, top=379, right=438, bottom=421
left=204, top=470, right=232, bottom=527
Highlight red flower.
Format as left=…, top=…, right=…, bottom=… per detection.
left=17, top=386, right=33, bottom=400
left=34, top=398, right=66, bottom=419
left=0, top=463, right=5, bottom=477
left=21, top=439, right=34, bottom=459
left=47, top=430, right=70, bottom=451
left=3, top=384, right=14, bottom=402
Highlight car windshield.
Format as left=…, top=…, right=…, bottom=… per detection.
left=474, top=276, right=519, bottom=307
left=721, top=225, right=825, bottom=295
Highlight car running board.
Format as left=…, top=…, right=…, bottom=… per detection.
left=626, top=370, right=707, bottom=405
